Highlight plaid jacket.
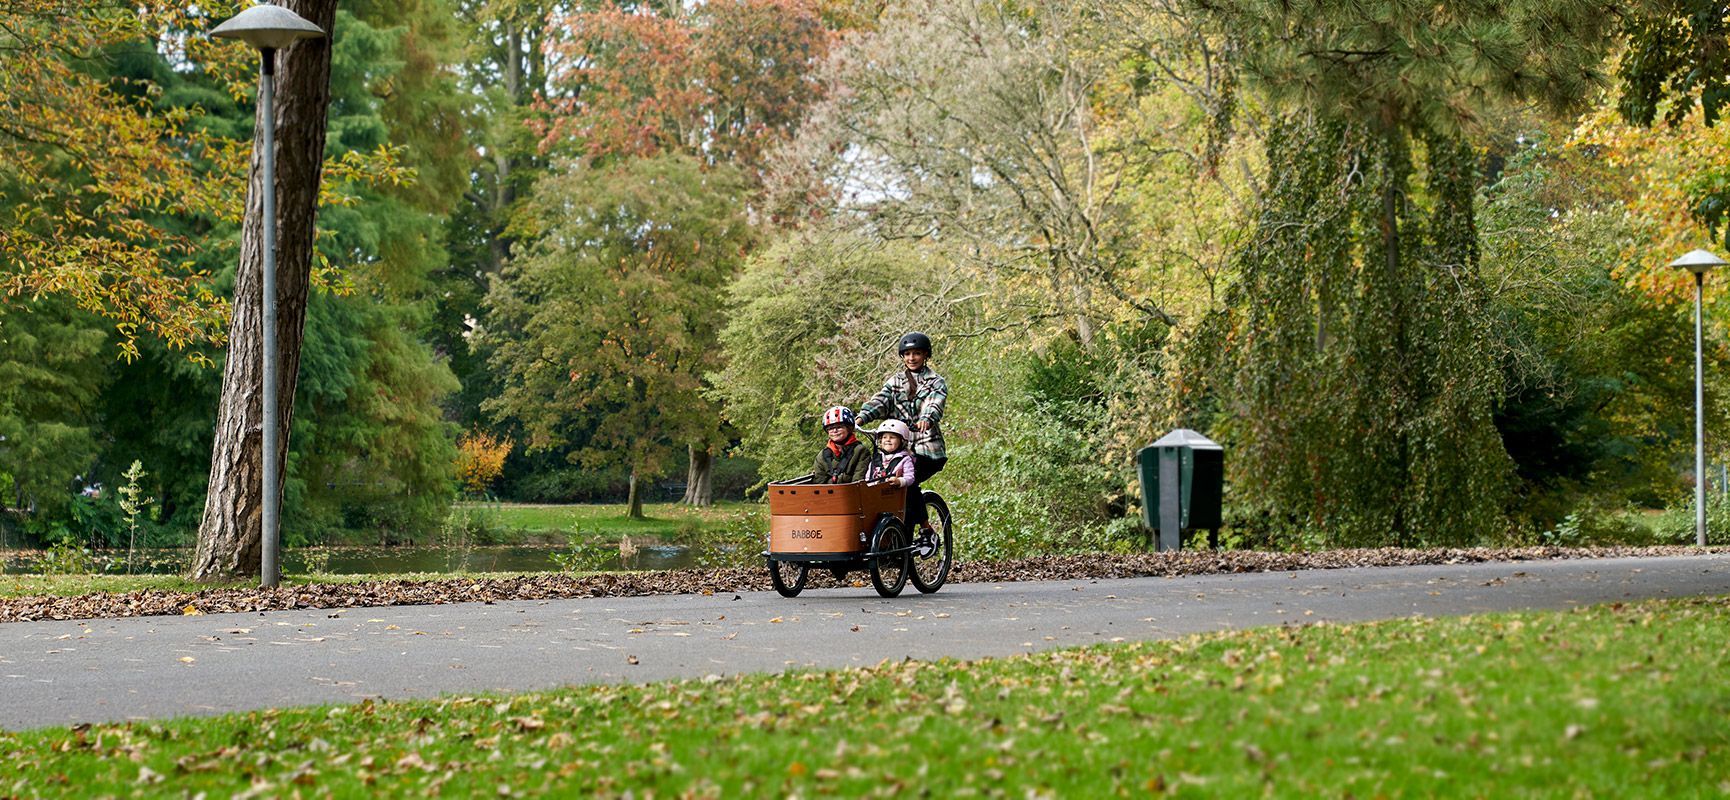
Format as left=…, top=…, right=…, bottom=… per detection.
left=858, top=366, right=948, bottom=459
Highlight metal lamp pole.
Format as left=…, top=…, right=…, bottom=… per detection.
left=1670, top=249, right=1728, bottom=547
left=211, top=4, right=325, bottom=587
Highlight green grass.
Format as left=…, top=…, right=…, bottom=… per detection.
left=0, top=573, right=221, bottom=599
left=474, top=500, right=750, bottom=539
left=4, top=597, right=1726, bottom=797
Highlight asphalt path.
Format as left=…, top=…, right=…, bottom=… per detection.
left=2, top=554, right=1727, bottom=731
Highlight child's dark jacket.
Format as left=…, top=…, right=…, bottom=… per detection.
left=814, top=437, right=872, bottom=483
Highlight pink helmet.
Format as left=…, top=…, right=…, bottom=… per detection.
left=874, top=419, right=912, bottom=444
left=821, top=406, right=855, bottom=428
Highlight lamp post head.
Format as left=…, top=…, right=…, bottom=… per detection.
left=1669, top=249, right=1728, bottom=275
left=210, top=3, right=325, bottom=51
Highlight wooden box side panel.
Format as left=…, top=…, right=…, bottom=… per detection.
left=767, top=483, right=862, bottom=516
left=860, top=483, right=907, bottom=522
left=769, top=514, right=868, bottom=554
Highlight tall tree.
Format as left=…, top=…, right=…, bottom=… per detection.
left=481, top=154, right=752, bottom=518
left=526, top=0, right=833, bottom=504
left=284, top=2, right=468, bottom=543
left=767, top=0, right=1192, bottom=345
left=1173, top=0, right=1619, bottom=545
left=94, top=0, right=465, bottom=547
left=190, top=0, right=340, bottom=580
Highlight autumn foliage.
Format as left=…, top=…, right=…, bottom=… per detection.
left=0, top=0, right=253, bottom=358
left=455, top=430, right=514, bottom=497
left=534, top=0, right=834, bottom=180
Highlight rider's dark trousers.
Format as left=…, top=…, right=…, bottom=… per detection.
left=906, top=455, right=947, bottom=528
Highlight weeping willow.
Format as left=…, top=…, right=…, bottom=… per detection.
left=1183, top=117, right=1510, bottom=547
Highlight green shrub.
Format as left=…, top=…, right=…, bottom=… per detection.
left=37, top=540, right=98, bottom=576
left=679, top=505, right=763, bottom=569
left=438, top=504, right=514, bottom=572
left=1535, top=499, right=1655, bottom=547
left=1651, top=493, right=1730, bottom=546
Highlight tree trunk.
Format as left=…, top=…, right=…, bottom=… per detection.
left=626, top=468, right=645, bottom=519
left=682, top=444, right=713, bottom=507
left=188, top=0, right=338, bottom=581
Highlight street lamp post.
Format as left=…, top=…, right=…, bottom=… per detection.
left=1669, top=248, right=1728, bottom=547
left=211, top=4, right=325, bottom=588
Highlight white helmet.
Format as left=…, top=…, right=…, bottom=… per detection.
left=874, top=419, right=912, bottom=444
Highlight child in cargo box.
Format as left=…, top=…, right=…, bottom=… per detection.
left=866, top=419, right=916, bottom=487
left=813, top=406, right=870, bottom=484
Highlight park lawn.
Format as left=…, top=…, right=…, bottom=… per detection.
left=4, top=598, right=1727, bottom=798
left=472, top=500, right=753, bottom=539
left=0, top=573, right=222, bottom=599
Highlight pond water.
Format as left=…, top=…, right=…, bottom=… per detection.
left=0, top=543, right=706, bottom=576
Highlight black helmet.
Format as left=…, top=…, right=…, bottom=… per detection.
left=898, top=332, right=932, bottom=355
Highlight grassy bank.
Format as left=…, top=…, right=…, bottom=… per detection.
left=0, top=501, right=758, bottom=598
left=474, top=500, right=750, bottom=538
left=4, top=596, right=1725, bottom=797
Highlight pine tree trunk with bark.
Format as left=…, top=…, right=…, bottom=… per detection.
left=682, top=444, right=713, bottom=506
left=188, top=0, right=338, bottom=581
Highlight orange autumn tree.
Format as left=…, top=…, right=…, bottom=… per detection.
left=534, top=0, right=834, bottom=183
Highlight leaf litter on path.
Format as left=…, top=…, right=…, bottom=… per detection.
left=1, top=545, right=1723, bottom=624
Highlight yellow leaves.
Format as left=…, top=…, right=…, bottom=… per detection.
left=1568, top=102, right=1730, bottom=302
left=181, top=604, right=202, bottom=616
left=455, top=430, right=514, bottom=495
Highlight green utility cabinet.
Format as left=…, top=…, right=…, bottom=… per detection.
left=1137, top=429, right=1224, bottom=552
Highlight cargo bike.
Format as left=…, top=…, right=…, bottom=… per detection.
left=764, top=476, right=954, bottom=597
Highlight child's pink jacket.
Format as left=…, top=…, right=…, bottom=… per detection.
left=869, top=450, right=915, bottom=485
